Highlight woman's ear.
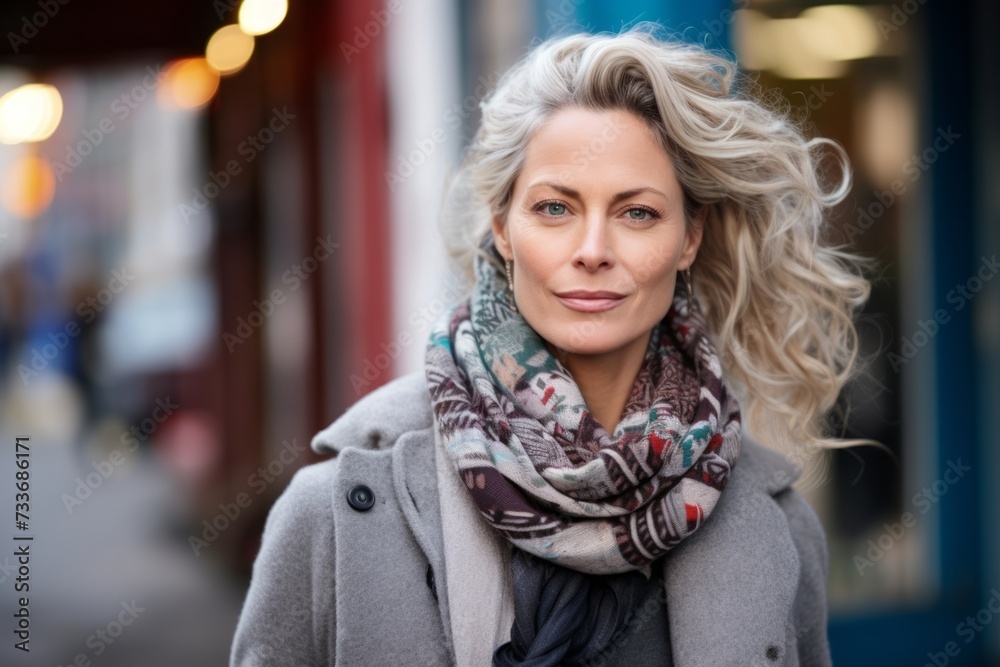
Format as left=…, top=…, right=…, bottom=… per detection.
left=679, top=206, right=707, bottom=270
left=491, top=214, right=511, bottom=261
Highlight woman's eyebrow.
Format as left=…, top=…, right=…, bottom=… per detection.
left=526, top=181, right=668, bottom=206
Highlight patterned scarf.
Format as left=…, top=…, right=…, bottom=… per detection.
left=425, top=233, right=742, bottom=577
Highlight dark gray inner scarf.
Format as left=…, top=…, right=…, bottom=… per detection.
left=493, top=547, right=666, bottom=666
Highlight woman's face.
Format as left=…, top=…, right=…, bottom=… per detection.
left=492, top=106, right=704, bottom=356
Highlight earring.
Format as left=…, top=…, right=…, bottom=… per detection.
left=505, top=259, right=517, bottom=312
left=683, top=266, right=703, bottom=383
left=683, top=267, right=694, bottom=314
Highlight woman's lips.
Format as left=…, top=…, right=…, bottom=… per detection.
left=554, top=292, right=626, bottom=313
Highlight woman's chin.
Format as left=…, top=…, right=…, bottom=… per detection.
left=539, top=331, right=631, bottom=359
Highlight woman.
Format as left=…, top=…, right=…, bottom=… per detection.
left=231, top=26, right=873, bottom=666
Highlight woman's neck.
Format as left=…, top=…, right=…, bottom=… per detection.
left=546, top=329, right=651, bottom=434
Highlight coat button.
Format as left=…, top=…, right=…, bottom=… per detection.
left=346, top=484, right=375, bottom=511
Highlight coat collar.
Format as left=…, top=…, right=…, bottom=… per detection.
left=314, top=371, right=806, bottom=666
left=311, top=372, right=435, bottom=455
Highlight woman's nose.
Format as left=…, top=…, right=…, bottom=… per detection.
left=571, top=215, right=615, bottom=271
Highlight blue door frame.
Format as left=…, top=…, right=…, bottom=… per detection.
left=828, top=0, right=985, bottom=663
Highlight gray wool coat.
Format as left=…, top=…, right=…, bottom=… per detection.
left=230, top=371, right=834, bottom=667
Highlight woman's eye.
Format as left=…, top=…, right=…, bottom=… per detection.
left=627, top=208, right=652, bottom=220
left=543, top=202, right=566, bottom=216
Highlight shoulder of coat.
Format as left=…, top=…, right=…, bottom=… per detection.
left=735, top=424, right=804, bottom=496
left=310, top=371, right=433, bottom=455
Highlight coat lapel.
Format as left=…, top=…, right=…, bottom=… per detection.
left=431, top=421, right=517, bottom=666
left=387, top=420, right=518, bottom=666
left=390, top=427, right=461, bottom=660
left=662, top=430, right=805, bottom=666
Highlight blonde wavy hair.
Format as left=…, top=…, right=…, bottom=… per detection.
left=438, top=25, right=883, bottom=491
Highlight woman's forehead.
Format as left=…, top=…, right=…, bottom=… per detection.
left=516, top=107, right=680, bottom=197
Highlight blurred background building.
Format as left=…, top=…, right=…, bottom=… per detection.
left=0, top=0, right=996, bottom=665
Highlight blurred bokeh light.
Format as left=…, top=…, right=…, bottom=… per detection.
left=206, top=25, right=256, bottom=75
left=238, top=0, right=288, bottom=36
left=0, top=83, right=63, bottom=143
left=0, top=153, right=55, bottom=218
left=157, top=58, right=221, bottom=109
